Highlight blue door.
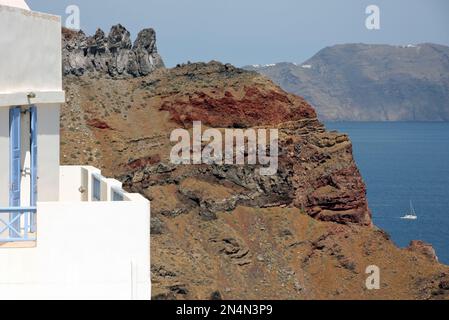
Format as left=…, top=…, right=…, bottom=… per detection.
left=30, top=106, right=38, bottom=232
left=9, top=107, right=21, bottom=238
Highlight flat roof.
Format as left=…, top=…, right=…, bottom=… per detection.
left=0, top=0, right=30, bottom=10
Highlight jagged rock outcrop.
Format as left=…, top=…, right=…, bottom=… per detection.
left=62, top=24, right=164, bottom=78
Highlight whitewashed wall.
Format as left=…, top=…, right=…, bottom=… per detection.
left=0, top=5, right=62, bottom=94
left=0, top=4, right=63, bottom=203
left=0, top=108, right=9, bottom=207
left=59, top=166, right=85, bottom=202
left=0, top=1, right=30, bottom=10
left=0, top=199, right=151, bottom=300
left=37, top=104, right=60, bottom=202
left=0, top=108, right=10, bottom=238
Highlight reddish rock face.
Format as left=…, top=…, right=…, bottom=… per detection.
left=288, top=130, right=372, bottom=226
left=87, top=118, right=112, bottom=130
left=408, top=240, right=439, bottom=262
left=159, top=86, right=316, bottom=128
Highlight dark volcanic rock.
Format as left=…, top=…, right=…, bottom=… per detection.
left=133, top=29, right=164, bottom=76
left=440, top=278, right=449, bottom=290
left=150, top=217, right=165, bottom=235
left=62, top=25, right=164, bottom=78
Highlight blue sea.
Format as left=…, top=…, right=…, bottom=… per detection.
left=325, top=122, right=449, bottom=265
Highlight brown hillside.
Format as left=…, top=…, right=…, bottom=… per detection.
left=61, top=61, right=449, bottom=300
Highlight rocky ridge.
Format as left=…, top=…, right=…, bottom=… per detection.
left=62, top=24, right=164, bottom=78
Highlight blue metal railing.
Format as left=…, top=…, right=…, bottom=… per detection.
left=0, top=207, right=37, bottom=242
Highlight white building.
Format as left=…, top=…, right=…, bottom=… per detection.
left=0, top=1, right=151, bottom=299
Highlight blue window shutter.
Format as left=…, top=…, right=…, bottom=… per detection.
left=112, top=189, right=124, bottom=201
left=9, top=107, right=21, bottom=237
left=30, top=105, right=38, bottom=232
left=92, top=174, right=101, bottom=201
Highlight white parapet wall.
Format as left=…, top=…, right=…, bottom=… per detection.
left=0, top=166, right=151, bottom=300
left=59, top=165, right=133, bottom=202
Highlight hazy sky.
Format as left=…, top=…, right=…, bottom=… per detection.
left=28, top=0, right=449, bottom=67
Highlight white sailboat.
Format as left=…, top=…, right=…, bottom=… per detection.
left=401, top=200, right=418, bottom=220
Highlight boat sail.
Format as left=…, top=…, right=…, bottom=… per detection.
left=401, top=200, right=418, bottom=220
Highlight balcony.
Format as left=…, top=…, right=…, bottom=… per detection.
left=59, top=165, right=142, bottom=202
left=0, top=165, right=145, bottom=243
left=0, top=165, right=151, bottom=300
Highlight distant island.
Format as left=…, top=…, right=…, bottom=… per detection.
left=244, top=43, right=449, bottom=121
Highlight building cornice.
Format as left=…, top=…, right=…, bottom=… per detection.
left=0, top=91, right=65, bottom=107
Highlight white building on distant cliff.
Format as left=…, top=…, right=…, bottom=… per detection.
left=0, top=1, right=151, bottom=299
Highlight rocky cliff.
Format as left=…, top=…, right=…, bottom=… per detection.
left=60, top=30, right=449, bottom=299
left=62, top=61, right=371, bottom=226
left=62, top=25, right=164, bottom=78
left=245, top=43, right=449, bottom=121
